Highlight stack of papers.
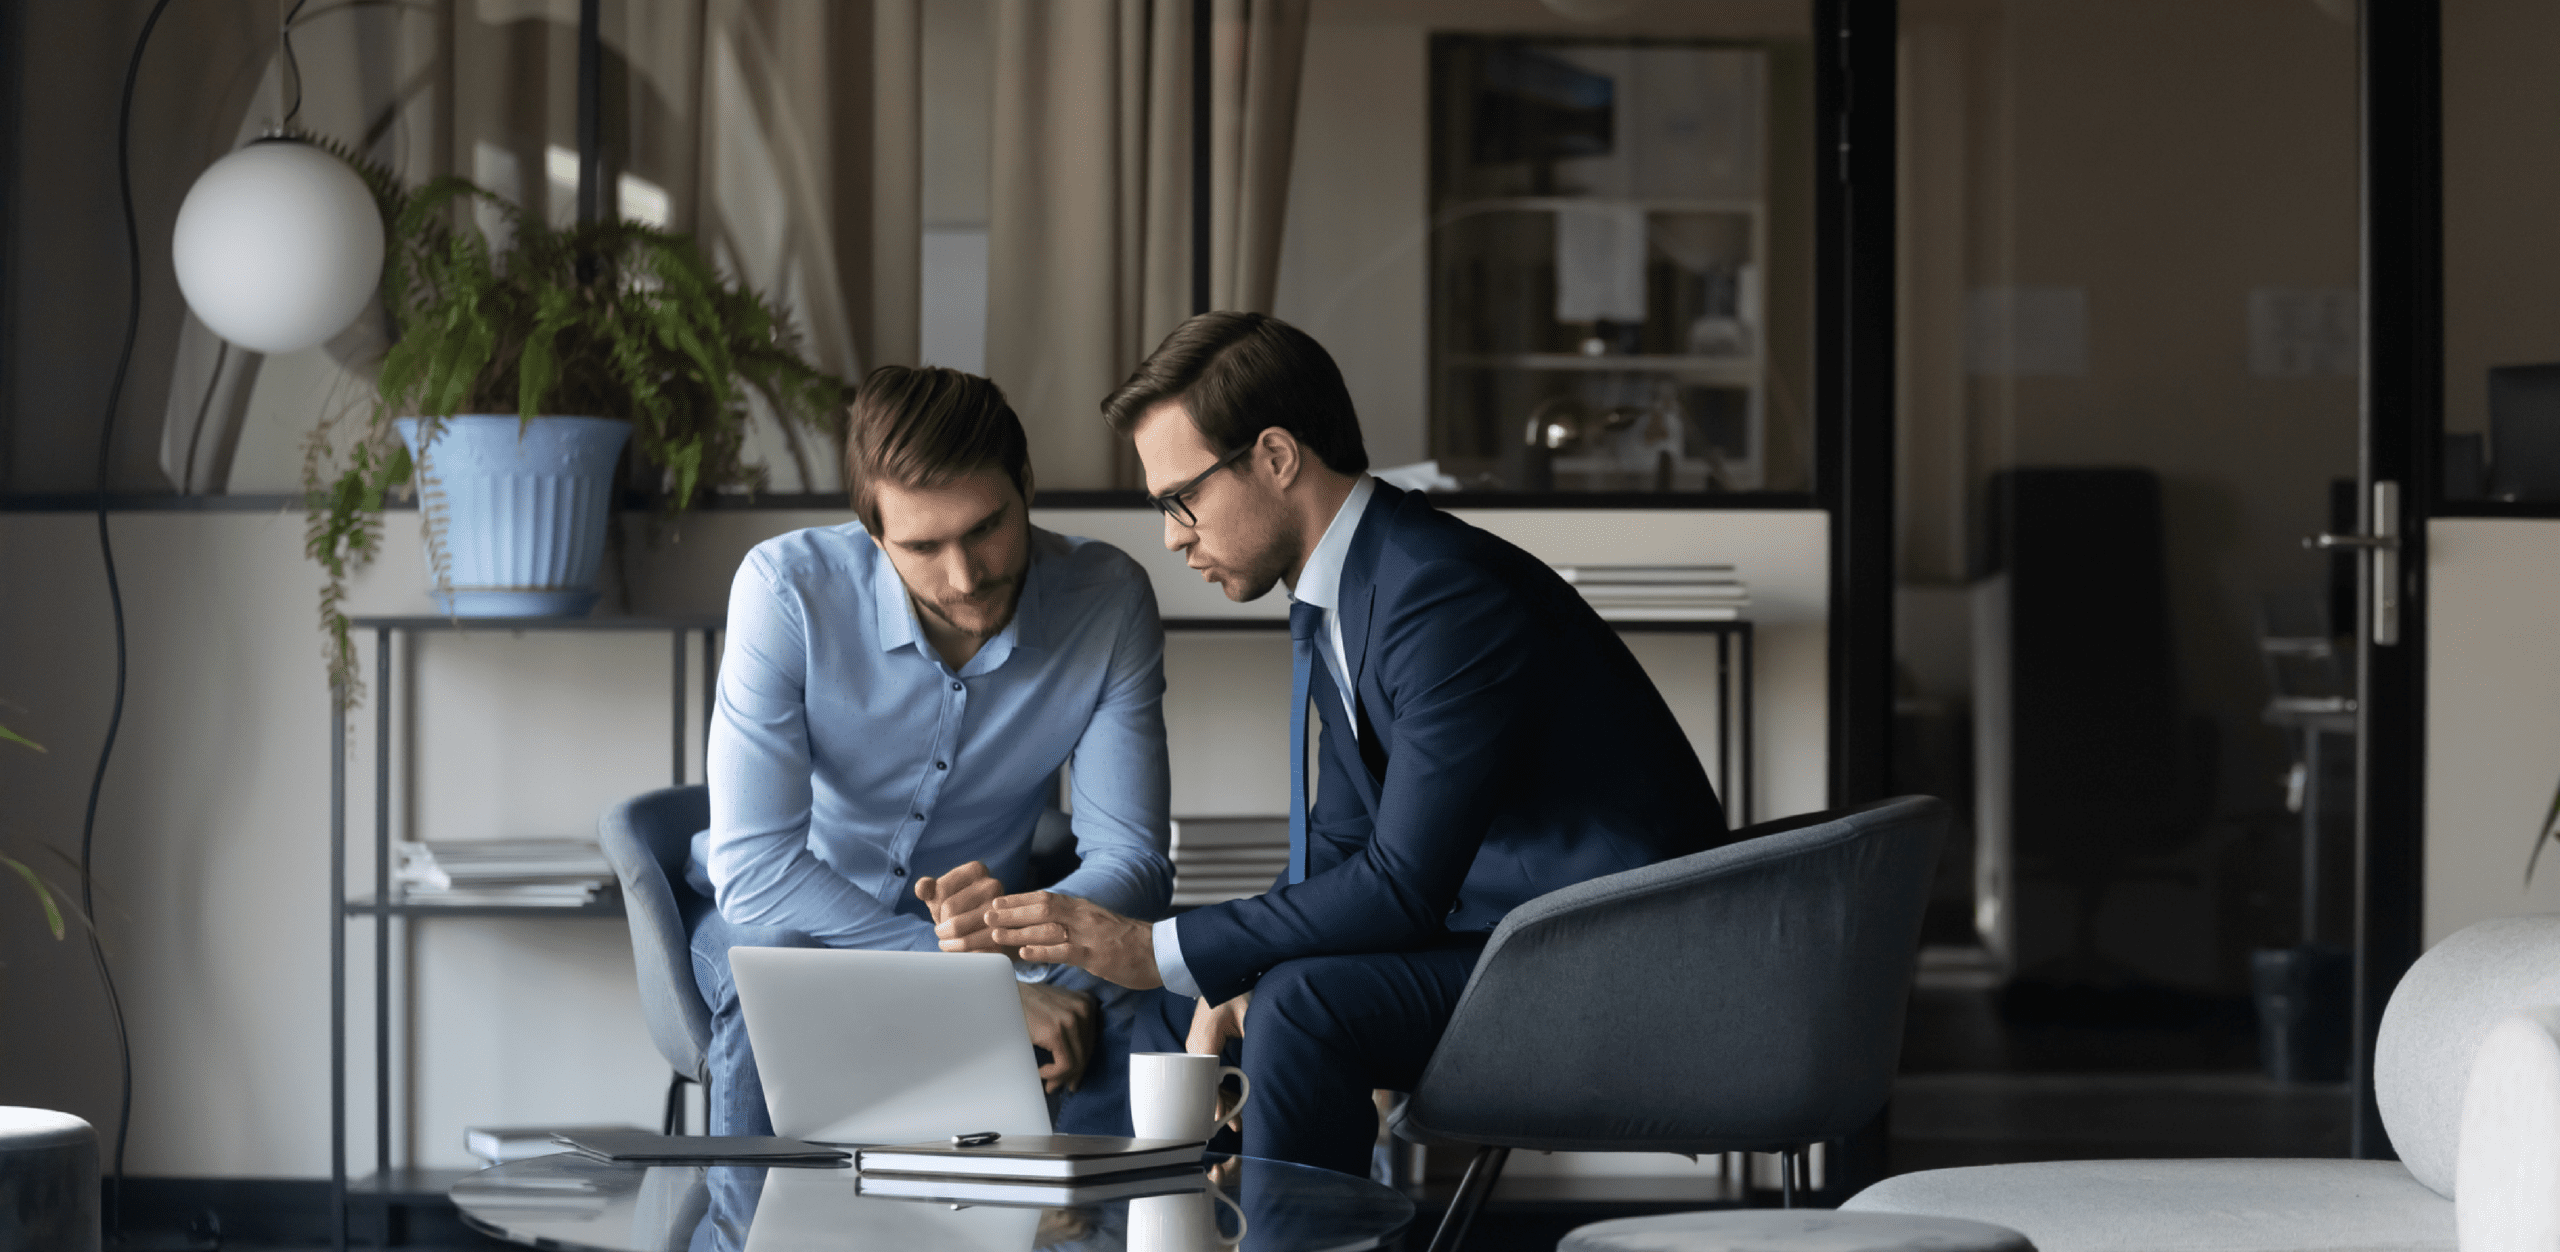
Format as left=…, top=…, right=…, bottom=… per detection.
left=1552, top=565, right=1750, bottom=621
left=1167, top=817, right=1291, bottom=908
left=465, top=1123, right=645, bottom=1164
left=395, top=839, right=615, bottom=907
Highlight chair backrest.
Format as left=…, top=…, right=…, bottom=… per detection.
left=1403, top=796, right=1949, bottom=1154
left=598, top=784, right=714, bottom=1084
left=2375, top=912, right=2560, bottom=1198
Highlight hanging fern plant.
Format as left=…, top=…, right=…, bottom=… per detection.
left=302, top=154, right=849, bottom=708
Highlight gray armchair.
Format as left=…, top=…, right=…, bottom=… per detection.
left=1397, top=796, right=1950, bottom=1252
left=597, top=784, right=716, bottom=1134
left=597, top=784, right=1080, bottom=1136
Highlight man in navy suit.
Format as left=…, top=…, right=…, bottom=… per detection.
left=938, top=312, right=1727, bottom=1174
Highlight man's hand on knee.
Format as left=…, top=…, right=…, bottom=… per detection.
left=1185, top=991, right=1250, bottom=1058
left=984, top=891, right=1162, bottom=989
left=1016, top=981, right=1098, bottom=1093
left=920, top=861, right=1016, bottom=956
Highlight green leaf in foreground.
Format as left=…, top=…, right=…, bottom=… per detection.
left=3, top=854, right=65, bottom=941
left=0, top=721, right=42, bottom=753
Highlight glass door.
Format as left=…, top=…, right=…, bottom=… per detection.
left=1889, top=0, right=2372, bottom=1150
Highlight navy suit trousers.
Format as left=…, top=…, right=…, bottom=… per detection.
left=684, top=901, right=1179, bottom=1138
left=1133, top=938, right=1486, bottom=1176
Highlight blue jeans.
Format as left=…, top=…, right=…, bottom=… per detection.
left=685, top=902, right=1186, bottom=1137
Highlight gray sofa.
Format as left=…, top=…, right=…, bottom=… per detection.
left=1846, top=913, right=2560, bottom=1252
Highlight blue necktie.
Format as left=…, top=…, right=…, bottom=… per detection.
left=1287, top=600, right=1322, bottom=884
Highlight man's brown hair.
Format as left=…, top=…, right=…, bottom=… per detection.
left=845, top=365, right=1033, bottom=534
left=1100, top=312, right=1369, bottom=475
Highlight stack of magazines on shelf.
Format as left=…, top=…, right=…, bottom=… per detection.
left=1551, top=563, right=1750, bottom=621
left=1166, top=817, right=1291, bottom=908
left=394, top=839, right=616, bottom=907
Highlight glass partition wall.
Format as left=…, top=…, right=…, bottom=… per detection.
left=1253, top=1, right=1819, bottom=501
left=1891, top=0, right=2365, bottom=1103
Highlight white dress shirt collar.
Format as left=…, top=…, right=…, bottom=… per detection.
left=1287, top=473, right=1376, bottom=613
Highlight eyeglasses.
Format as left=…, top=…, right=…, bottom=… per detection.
left=1147, top=444, right=1253, bottom=528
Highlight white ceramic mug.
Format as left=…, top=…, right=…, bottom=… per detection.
left=1129, top=1052, right=1251, bottom=1143
left=1126, top=1182, right=1247, bottom=1252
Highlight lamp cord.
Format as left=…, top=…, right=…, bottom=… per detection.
left=89, top=0, right=180, bottom=1240
left=280, top=0, right=310, bottom=128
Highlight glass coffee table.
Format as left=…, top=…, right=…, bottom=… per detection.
left=451, top=1152, right=1413, bottom=1252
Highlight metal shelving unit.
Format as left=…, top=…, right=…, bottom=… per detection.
left=327, top=615, right=721, bottom=1252
left=1164, top=614, right=1754, bottom=826
left=1432, top=195, right=1774, bottom=492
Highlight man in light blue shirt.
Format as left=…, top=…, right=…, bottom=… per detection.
left=685, top=365, right=1180, bottom=1136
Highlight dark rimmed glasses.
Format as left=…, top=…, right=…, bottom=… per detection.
left=1147, top=444, right=1253, bottom=528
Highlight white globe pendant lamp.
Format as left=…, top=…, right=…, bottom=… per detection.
left=170, top=136, right=384, bottom=355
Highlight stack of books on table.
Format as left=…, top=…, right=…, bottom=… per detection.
left=1167, top=817, right=1291, bottom=908
left=394, top=839, right=615, bottom=907
left=1551, top=564, right=1750, bottom=621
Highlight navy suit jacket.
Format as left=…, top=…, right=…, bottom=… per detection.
left=1171, top=482, right=1729, bottom=1003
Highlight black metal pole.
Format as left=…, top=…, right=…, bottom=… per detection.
left=331, top=693, right=347, bottom=1252
left=2352, top=0, right=2438, bottom=1160
left=373, top=630, right=393, bottom=1211
left=702, top=629, right=719, bottom=743
left=1814, top=0, right=1897, bottom=807
left=575, top=0, right=602, bottom=226
left=1742, top=626, right=1757, bottom=825
left=1190, top=0, right=1212, bottom=315
left=1717, top=631, right=1733, bottom=816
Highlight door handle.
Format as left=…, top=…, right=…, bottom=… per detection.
left=2301, top=481, right=2401, bottom=647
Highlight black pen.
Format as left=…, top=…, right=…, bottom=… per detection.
left=951, top=1131, right=1001, bottom=1147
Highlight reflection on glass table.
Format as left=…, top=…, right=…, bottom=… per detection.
left=450, top=1152, right=1413, bottom=1252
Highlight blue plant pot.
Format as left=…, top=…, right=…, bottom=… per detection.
left=394, top=415, right=631, bottom=617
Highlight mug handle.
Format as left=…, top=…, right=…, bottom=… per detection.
left=1216, top=1066, right=1252, bottom=1129
left=1207, top=1180, right=1249, bottom=1247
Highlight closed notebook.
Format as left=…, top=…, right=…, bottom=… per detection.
left=855, top=1135, right=1204, bottom=1180
left=552, top=1130, right=850, bottom=1165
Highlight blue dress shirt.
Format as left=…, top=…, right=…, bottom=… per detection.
left=1151, top=475, right=1375, bottom=1000
left=692, top=522, right=1173, bottom=966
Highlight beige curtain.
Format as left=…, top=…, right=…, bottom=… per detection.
left=688, top=0, right=881, bottom=491
left=160, top=0, right=914, bottom=496
left=985, top=0, right=1308, bottom=491
left=1205, top=0, right=1307, bottom=314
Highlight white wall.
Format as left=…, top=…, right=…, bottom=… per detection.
left=1270, top=18, right=1430, bottom=466
left=2424, top=518, right=2560, bottom=945
left=0, top=504, right=1825, bottom=1175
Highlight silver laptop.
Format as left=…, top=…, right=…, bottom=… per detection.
left=729, top=947, right=1052, bottom=1145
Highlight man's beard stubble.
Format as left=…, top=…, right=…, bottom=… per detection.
left=914, top=574, right=1020, bottom=642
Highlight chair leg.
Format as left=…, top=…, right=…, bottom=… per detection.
left=1424, top=1146, right=1510, bottom=1252
left=663, top=1072, right=692, bottom=1136
left=1780, top=1146, right=1800, bottom=1209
